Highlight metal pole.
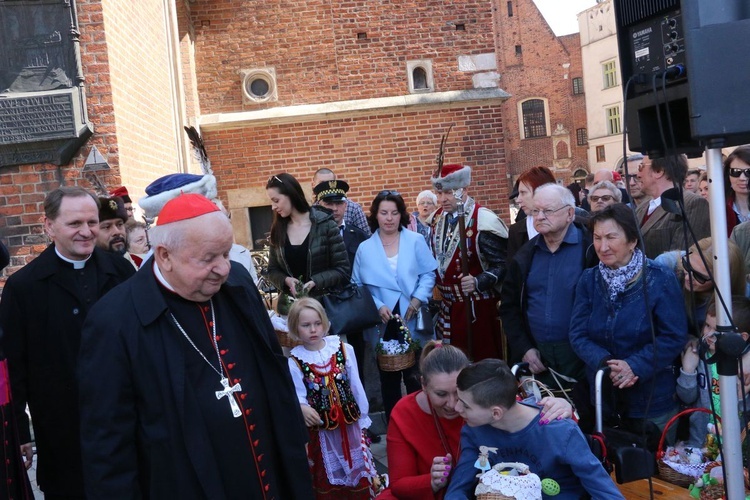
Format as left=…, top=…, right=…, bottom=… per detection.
left=706, top=146, right=745, bottom=500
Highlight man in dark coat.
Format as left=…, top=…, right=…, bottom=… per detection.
left=0, top=187, right=135, bottom=499
left=78, top=193, right=313, bottom=499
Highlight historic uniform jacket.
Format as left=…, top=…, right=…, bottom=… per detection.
left=78, top=260, right=313, bottom=499
left=0, top=245, right=135, bottom=496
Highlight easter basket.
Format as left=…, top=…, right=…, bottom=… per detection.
left=475, top=462, right=542, bottom=500
left=376, top=315, right=418, bottom=372
left=267, top=310, right=301, bottom=348
left=656, top=408, right=720, bottom=487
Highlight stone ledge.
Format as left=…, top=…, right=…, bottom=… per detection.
left=199, top=88, right=511, bottom=131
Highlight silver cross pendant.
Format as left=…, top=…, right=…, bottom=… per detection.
left=216, top=377, right=243, bottom=418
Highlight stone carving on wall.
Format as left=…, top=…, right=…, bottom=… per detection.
left=0, top=0, right=92, bottom=167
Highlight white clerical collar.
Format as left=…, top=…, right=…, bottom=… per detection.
left=152, top=262, right=176, bottom=292
left=647, top=197, right=662, bottom=216
left=55, top=247, right=91, bottom=270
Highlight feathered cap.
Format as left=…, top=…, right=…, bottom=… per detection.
left=138, top=173, right=217, bottom=219
left=430, top=164, right=471, bottom=191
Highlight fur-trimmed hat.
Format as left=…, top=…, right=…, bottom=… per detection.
left=139, top=173, right=217, bottom=219
left=431, top=164, right=471, bottom=191
left=109, top=186, right=132, bottom=204
left=98, top=196, right=128, bottom=223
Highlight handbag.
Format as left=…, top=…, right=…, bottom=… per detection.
left=322, top=283, right=381, bottom=336
left=415, top=304, right=434, bottom=336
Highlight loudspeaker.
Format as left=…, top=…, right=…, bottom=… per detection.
left=614, top=0, right=750, bottom=157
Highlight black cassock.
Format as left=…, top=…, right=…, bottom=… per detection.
left=79, top=261, right=313, bottom=500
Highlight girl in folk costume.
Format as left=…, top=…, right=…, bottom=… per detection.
left=287, top=298, right=376, bottom=498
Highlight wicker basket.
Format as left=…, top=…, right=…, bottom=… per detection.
left=656, top=408, right=719, bottom=487
left=275, top=329, right=301, bottom=348
left=377, top=351, right=415, bottom=372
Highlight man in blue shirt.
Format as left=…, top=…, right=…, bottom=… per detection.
left=500, top=183, right=597, bottom=392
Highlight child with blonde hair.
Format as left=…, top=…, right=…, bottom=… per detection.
left=287, top=298, right=375, bottom=498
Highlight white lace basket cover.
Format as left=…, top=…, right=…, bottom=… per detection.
left=475, top=462, right=542, bottom=500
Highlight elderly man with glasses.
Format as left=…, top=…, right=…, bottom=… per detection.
left=500, top=184, right=599, bottom=426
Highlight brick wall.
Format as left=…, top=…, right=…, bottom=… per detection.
left=187, top=0, right=497, bottom=113
left=493, top=0, right=589, bottom=184
left=204, top=105, right=511, bottom=223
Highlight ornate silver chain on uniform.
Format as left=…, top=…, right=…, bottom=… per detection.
left=170, top=299, right=243, bottom=417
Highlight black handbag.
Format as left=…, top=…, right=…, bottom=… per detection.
left=322, top=283, right=381, bottom=336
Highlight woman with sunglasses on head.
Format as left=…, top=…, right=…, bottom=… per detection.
left=352, top=190, right=437, bottom=420
left=569, top=204, right=687, bottom=433
left=724, top=145, right=750, bottom=236
left=265, top=173, right=350, bottom=303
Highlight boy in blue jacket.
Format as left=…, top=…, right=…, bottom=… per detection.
left=445, top=359, right=623, bottom=499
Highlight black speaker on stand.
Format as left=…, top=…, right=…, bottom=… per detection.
left=614, top=0, right=750, bottom=156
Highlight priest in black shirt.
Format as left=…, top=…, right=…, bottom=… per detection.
left=78, top=193, right=313, bottom=499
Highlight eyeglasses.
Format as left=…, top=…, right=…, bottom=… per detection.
left=681, top=254, right=712, bottom=285
left=638, top=162, right=652, bottom=172
left=728, top=168, right=750, bottom=178
left=589, top=195, right=615, bottom=203
left=530, top=206, right=569, bottom=219
left=378, top=190, right=401, bottom=197
left=625, top=174, right=638, bottom=181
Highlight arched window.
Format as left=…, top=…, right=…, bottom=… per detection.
left=412, top=67, right=428, bottom=89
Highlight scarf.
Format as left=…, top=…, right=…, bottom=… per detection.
left=599, top=247, right=643, bottom=301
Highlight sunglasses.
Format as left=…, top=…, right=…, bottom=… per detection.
left=378, top=190, right=401, bottom=197
left=268, top=175, right=283, bottom=185
left=589, top=195, right=615, bottom=203
left=728, top=168, right=750, bottom=178
left=681, top=254, right=712, bottom=285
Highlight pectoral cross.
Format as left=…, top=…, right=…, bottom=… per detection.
left=216, top=377, right=242, bottom=417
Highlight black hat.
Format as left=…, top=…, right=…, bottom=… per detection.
left=314, top=180, right=349, bottom=202
left=98, top=196, right=128, bottom=223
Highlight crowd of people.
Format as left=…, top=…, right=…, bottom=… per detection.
left=0, top=146, right=749, bottom=499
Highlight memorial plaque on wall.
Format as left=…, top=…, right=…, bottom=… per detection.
left=0, top=0, right=93, bottom=167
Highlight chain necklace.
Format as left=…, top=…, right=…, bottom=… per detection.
left=381, top=233, right=400, bottom=247
left=170, top=299, right=242, bottom=418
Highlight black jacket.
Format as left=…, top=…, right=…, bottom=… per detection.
left=499, top=222, right=598, bottom=363
left=342, top=224, right=369, bottom=267
left=0, top=245, right=135, bottom=496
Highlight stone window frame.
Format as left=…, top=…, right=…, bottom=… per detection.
left=240, top=68, right=277, bottom=104
left=518, top=97, right=549, bottom=139
left=406, top=60, right=434, bottom=93
left=606, top=105, right=621, bottom=135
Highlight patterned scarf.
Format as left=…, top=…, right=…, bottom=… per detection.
left=598, top=247, right=643, bottom=301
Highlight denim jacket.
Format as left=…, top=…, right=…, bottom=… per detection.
left=569, top=260, right=687, bottom=418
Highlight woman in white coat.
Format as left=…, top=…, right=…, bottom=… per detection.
left=353, top=190, right=437, bottom=419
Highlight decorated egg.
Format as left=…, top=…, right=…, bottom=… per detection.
left=541, top=478, right=560, bottom=496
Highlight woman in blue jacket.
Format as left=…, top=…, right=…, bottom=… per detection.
left=353, top=190, right=437, bottom=419
left=569, top=204, right=686, bottom=430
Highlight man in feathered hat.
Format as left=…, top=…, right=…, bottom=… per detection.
left=430, top=164, right=509, bottom=360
